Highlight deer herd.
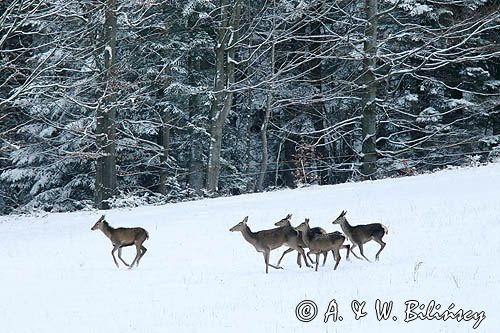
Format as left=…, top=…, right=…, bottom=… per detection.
left=90, top=210, right=387, bottom=273
left=229, top=211, right=388, bottom=273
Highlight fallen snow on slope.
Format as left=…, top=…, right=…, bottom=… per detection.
left=1, top=164, right=499, bottom=332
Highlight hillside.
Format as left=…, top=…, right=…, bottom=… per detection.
left=1, top=164, right=499, bottom=332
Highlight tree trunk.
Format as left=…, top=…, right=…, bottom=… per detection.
left=187, top=87, right=205, bottom=194
left=245, top=96, right=254, bottom=192
left=361, top=0, right=378, bottom=178
left=256, top=96, right=271, bottom=192
left=95, top=0, right=118, bottom=209
left=186, top=21, right=205, bottom=195
left=206, top=0, right=241, bottom=193
left=158, top=112, right=171, bottom=195
left=308, top=8, right=327, bottom=185
left=256, top=9, right=275, bottom=192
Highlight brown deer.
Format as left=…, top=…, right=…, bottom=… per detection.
left=229, top=215, right=311, bottom=273
left=91, top=215, right=149, bottom=268
left=274, top=217, right=328, bottom=267
left=332, top=210, right=387, bottom=262
left=296, top=219, right=349, bottom=271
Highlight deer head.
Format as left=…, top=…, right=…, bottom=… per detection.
left=91, top=215, right=107, bottom=231
left=274, top=214, right=293, bottom=227
left=229, top=216, right=248, bottom=232
left=295, top=219, right=310, bottom=232
left=332, top=210, right=347, bottom=225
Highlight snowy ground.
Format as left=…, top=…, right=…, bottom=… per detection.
left=1, top=164, right=499, bottom=332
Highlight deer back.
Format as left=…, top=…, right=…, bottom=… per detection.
left=253, top=226, right=292, bottom=250
left=308, top=226, right=326, bottom=237
left=296, top=226, right=326, bottom=248
left=349, top=223, right=386, bottom=243
left=307, top=232, right=346, bottom=253
left=111, top=227, right=148, bottom=246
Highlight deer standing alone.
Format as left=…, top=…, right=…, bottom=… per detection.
left=91, top=215, right=149, bottom=268
left=332, top=210, right=387, bottom=262
left=274, top=217, right=328, bottom=267
left=229, top=215, right=311, bottom=273
left=296, top=219, right=349, bottom=271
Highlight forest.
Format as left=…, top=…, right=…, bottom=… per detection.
left=1, top=0, right=499, bottom=214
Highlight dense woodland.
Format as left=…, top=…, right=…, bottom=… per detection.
left=1, top=0, right=499, bottom=214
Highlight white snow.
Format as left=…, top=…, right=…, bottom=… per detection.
left=105, top=45, right=113, bottom=62
left=1, top=164, right=499, bottom=332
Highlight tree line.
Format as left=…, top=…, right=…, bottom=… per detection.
left=1, top=0, right=499, bottom=214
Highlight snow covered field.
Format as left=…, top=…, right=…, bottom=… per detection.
left=1, top=164, right=499, bottom=332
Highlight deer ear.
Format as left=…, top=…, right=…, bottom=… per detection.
left=342, top=210, right=346, bottom=216
left=99, top=215, right=106, bottom=221
left=243, top=216, right=248, bottom=223
left=286, top=214, right=292, bottom=219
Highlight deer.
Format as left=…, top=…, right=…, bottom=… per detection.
left=229, top=215, right=311, bottom=273
left=274, top=217, right=328, bottom=267
left=91, top=215, right=149, bottom=268
left=296, top=219, right=349, bottom=271
left=332, top=210, right=387, bottom=262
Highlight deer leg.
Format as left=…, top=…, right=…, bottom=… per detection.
left=263, top=252, right=269, bottom=274
left=111, top=245, right=120, bottom=268
left=315, top=253, right=320, bottom=271
left=358, top=243, right=371, bottom=262
left=322, top=251, right=328, bottom=266
left=307, top=251, right=316, bottom=264
left=276, top=248, right=295, bottom=267
left=343, top=244, right=351, bottom=261
left=296, top=252, right=302, bottom=267
left=295, top=246, right=312, bottom=268
left=129, top=242, right=143, bottom=268
left=349, top=243, right=363, bottom=260
left=268, top=263, right=284, bottom=270
left=263, top=251, right=283, bottom=273
left=373, top=237, right=386, bottom=261
left=333, top=248, right=341, bottom=270
left=117, top=247, right=130, bottom=267
left=136, top=246, right=147, bottom=266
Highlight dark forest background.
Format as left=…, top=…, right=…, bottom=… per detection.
left=1, top=0, right=499, bottom=214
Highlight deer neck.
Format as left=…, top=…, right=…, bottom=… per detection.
left=300, top=226, right=311, bottom=246
left=240, top=224, right=259, bottom=247
left=339, top=219, right=353, bottom=236
left=99, top=223, right=115, bottom=240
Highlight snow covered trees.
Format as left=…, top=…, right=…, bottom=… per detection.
left=1, top=0, right=499, bottom=214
